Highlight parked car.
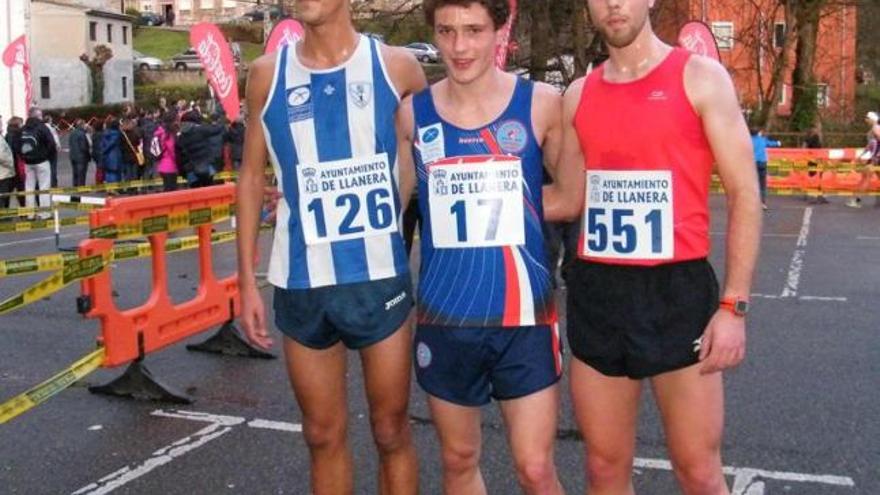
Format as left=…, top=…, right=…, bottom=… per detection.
left=171, top=47, right=242, bottom=71
left=171, top=48, right=202, bottom=70
left=241, top=6, right=282, bottom=22
left=133, top=50, right=163, bottom=71
left=138, top=12, right=164, bottom=26
left=404, top=42, right=439, bottom=63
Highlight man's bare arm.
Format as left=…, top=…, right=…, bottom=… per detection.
left=532, top=81, right=563, bottom=184
left=236, top=53, right=275, bottom=349
left=381, top=45, right=429, bottom=101
left=396, top=96, right=417, bottom=210
left=543, top=77, right=586, bottom=223
left=686, top=56, right=762, bottom=373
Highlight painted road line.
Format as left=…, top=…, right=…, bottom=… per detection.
left=0, top=232, right=83, bottom=248
left=752, top=293, right=847, bottom=302
left=710, top=232, right=799, bottom=238
left=71, top=421, right=238, bottom=495
left=781, top=207, right=813, bottom=298
left=856, top=236, right=880, bottom=240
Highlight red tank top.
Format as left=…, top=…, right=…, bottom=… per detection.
left=574, top=48, right=714, bottom=266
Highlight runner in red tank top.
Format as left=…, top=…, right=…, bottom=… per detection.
left=543, top=0, right=762, bottom=494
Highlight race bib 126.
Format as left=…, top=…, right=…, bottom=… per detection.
left=297, top=152, right=397, bottom=245
left=428, top=155, right=525, bottom=249
left=582, top=170, right=674, bottom=260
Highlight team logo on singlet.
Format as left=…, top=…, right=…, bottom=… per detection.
left=416, top=342, right=432, bottom=368
left=496, top=120, right=528, bottom=154
left=286, top=85, right=313, bottom=122
left=431, top=169, right=449, bottom=195
left=301, top=167, right=318, bottom=193
left=348, top=82, right=373, bottom=108
left=418, top=123, right=446, bottom=164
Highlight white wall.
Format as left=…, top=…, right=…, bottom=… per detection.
left=0, top=0, right=29, bottom=122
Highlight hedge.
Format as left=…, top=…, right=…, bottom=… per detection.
left=134, top=83, right=212, bottom=109
left=218, top=22, right=264, bottom=44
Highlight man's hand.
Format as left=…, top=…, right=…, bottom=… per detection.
left=697, top=310, right=746, bottom=374
left=239, top=284, right=273, bottom=350
left=262, top=186, right=281, bottom=224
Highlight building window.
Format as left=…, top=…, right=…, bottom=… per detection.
left=40, top=77, right=50, bottom=99
left=774, top=22, right=786, bottom=49
left=89, top=22, right=97, bottom=41
left=122, top=76, right=128, bottom=99
left=816, top=84, right=830, bottom=108
left=123, top=26, right=128, bottom=45
left=711, top=22, right=734, bottom=51
left=107, top=24, right=113, bottom=43
left=778, top=84, right=788, bottom=106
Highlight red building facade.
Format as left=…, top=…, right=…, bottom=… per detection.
left=654, top=0, right=858, bottom=122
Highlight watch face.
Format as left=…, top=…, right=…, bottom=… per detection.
left=734, top=300, right=750, bottom=315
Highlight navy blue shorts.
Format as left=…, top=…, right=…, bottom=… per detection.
left=414, top=324, right=563, bottom=407
left=273, top=274, right=414, bottom=350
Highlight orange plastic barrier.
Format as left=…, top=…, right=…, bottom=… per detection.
left=767, top=148, right=864, bottom=162
left=78, top=184, right=239, bottom=368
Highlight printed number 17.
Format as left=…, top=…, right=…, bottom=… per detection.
left=451, top=198, right=503, bottom=242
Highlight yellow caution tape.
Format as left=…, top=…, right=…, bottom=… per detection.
left=0, top=215, right=90, bottom=234
left=90, top=204, right=234, bottom=240
left=0, top=347, right=105, bottom=424
left=0, top=202, right=102, bottom=219
left=0, top=230, right=240, bottom=314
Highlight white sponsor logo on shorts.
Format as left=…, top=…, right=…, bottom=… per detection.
left=416, top=342, right=432, bottom=368
left=692, top=337, right=702, bottom=354
left=385, top=291, right=407, bottom=311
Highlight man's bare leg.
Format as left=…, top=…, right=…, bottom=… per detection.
left=360, top=317, right=419, bottom=495
left=651, top=364, right=728, bottom=495
left=283, top=338, right=353, bottom=495
left=429, top=396, right=486, bottom=495
left=499, top=384, right=564, bottom=495
left=570, top=359, right=642, bottom=495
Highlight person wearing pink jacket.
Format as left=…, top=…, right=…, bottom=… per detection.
left=152, top=113, right=179, bottom=191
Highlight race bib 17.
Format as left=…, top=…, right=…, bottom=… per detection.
left=297, top=152, right=397, bottom=245
left=428, top=155, right=525, bottom=249
left=582, top=170, right=674, bottom=260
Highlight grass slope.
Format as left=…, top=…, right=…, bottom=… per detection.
left=134, top=26, right=262, bottom=62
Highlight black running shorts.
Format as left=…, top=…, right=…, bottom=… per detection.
left=565, top=258, right=719, bottom=379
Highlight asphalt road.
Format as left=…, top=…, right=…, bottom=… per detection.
left=0, top=171, right=878, bottom=494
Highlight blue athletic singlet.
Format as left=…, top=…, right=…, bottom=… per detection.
left=412, top=78, right=555, bottom=327
left=261, top=35, right=409, bottom=289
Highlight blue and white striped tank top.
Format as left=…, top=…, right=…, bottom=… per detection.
left=262, top=35, right=408, bottom=289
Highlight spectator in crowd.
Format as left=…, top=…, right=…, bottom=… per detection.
left=208, top=114, right=226, bottom=173
left=100, top=117, right=124, bottom=184
left=91, top=120, right=105, bottom=185
left=21, top=108, right=57, bottom=217
left=68, top=118, right=92, bottom=187
left=0, top=124, right=14, bottom=207
left=224, top=116, right=245, bottom=170
left=43, top=113, right=61, bottom=187
left=176, top=110, right=224, bottom=188
left=153, top=112, right=180, bottom=192
left=848, top=111, right=880, bottom=208
left=139, top=110, right=160, bottom=180
left=120, top=117, right=144, bottom=183
left=6, top=117, right=26, bottom=207
left=158, top=97, right=169, bottom=115
left=750, top=127, right=781, bottom=210
left=803, top=123, right=828, bottom=204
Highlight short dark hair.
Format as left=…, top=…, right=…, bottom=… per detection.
left=424, top=0, right=510, bottom=30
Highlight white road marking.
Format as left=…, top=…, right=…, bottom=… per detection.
left=633, top=457, right=854, bottom=494
left=248, top=418, right=303, bottom=432
left=71, top=421, right=238, bottom=495
left=856, top=236, right=880, bottom=240
left=711, top=232, right=799, bottom=238
left=781, top=207, right=813, bottom=298
left=752, top=293, right=847, bottom=303
left=74, top=409, right=853, bottom=494
left=0, top=232, right=81, bottom=248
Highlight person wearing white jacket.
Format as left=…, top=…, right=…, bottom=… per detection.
left=0, top=134, right=15, bottom=208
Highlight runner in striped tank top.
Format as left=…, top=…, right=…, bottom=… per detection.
left=236, top=1, right=426, bottom=492
left=397, top=1, right=564, bottom=493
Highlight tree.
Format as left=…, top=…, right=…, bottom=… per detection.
left=80, top=45, right=113, bottom=105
